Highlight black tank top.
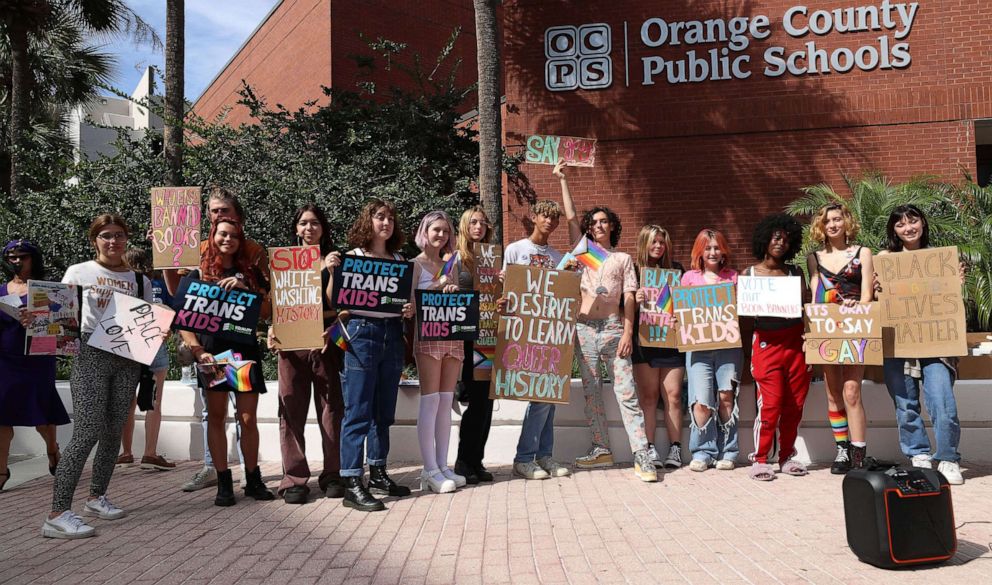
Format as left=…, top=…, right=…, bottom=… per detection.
left=815, top=247, right=863, bottom=302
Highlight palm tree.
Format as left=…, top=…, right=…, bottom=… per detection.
left=473, top=0, right=502, bottom=245
left=163, top=0, right=183, bottom=186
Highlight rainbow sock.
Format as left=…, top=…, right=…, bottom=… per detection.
left=829, top=409, right=849, bottom=443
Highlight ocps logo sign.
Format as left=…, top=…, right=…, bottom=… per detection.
left=545, top=24, right=613, bottom=91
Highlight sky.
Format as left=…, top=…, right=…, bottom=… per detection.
left=99, top=0, right=279, bottom=101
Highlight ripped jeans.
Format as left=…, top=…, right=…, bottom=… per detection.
left=687, top=348, right=742, bottom=463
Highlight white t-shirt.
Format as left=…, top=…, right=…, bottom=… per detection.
left=62, top=261, right=153, bottom=334
left=502, top=238, right=564, bottom=269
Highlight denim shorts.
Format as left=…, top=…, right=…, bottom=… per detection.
left=149, top=344, right=170, bottom=373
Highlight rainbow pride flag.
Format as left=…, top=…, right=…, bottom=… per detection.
left=571, top=238, right=609, bottom=270
left=657, top=284, right=673, bottom=314
left=473, top=346, right=495, bottom=370
left=225, top=362, right=253, bottom=392
left=813, top=273, right=841, bottom=304
left=435, top=252, right=459, bottom=281
left=327, top=319, right=349, bottom=352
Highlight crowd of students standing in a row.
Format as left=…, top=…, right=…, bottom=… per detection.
left=0, top=164, right=963, bottom=541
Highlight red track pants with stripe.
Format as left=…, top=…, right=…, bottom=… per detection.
left=750, top=322, right=811, bottom=464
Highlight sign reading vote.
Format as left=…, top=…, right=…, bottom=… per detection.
left=332, top=255, right=413, bottom=314
left=874, top=246, right=967, bottom=358
left=673, top=283, right=741, bottom=350
left=87, top=292, right=175, bottom=365
left=638, top=267, right=681, bottom=349
left=490, top=266, right=580, bottom=404
left=804, top=302, right=882, bottom=365
left=737, top=276, right=802, bottom=318
left=151, top=186, right=202, bottom=269
left=473, top=243, right=503, bottom=380
left=525, top=134, right=597, bottom=167
left=173, top=278, right=262, bottom=343
left=416, top=290, right=480, bottom=341
left=269, top=245, right=324, bottom=350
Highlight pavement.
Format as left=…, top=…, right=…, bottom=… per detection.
left=1, top=460, right=991, bottom=585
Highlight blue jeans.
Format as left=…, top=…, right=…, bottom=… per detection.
left=339, top=317, right=404, bottom=477
left=514, top=402, right=556, bottom=463
left=199, top=386, right=244, bottom=468
left=883, top=358, right=961, bottom=463
left=687, top=348, right=742, bottom=462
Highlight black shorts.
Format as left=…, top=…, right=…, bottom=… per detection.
left=632, top=344, right=685, bottom=369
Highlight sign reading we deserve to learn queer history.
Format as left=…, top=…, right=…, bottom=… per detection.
left=874, top=246, right=968, bottom=358
left=151, top=186, right=202, bottom=269
left=638, top=267, right=682, bottom=349
left=525, top=134, right=597, bottom=167
left=804, top=302, right=883, bottom=365
left=673, top=282, right=741, bottom=351
left=737, top=276, right=803, bottom=318
left=268, top=245, right=324, bottom=350
left=331, top=255, right=413, bottom=315
left=490, top=266, right=580, bottom=404
left=87, top=292, right=175, bottom=365
left=416, top=290, right=480, bottom=341
left=172, top=278, right=262, bottom=344
left=473, top=243, right=502, bottom=380
left=25, top=280, right=81, bottom=356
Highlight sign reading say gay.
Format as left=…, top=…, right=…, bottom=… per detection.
left=525, top=134, right=597, bottom=167
left=331, top=255, right=413, bottom=314
left=490, top=266, right=580, bottom=404
left=151, top=186, right=202, bottom=269
left=172, top=277, right=262, bottom=343
left=473, top=243, right=503, bottom=380
left=638, top=267, right=682, bottom=349
left=804, top=302, right=882, bottom=365
left=673, top=283, right=741, bottom=351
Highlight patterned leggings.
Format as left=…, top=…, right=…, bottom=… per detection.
left=576, top=316, right=648, bottom=454
left=51, top=337, right=140, bottom=512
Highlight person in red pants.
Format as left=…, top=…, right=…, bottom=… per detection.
left=746, top=214, right=812, bottom=481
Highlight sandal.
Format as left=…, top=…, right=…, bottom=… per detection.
left=749, top=462, right=775, bottom=481
left=1, top=468, right=9, bottom=491
left=780, top=459, right=808, bottom=477
left=48, top=446, right=60, bottom=476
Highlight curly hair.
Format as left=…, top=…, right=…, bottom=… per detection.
left=456, top=206, right=492, bottom=275
left=581, top=206, right=622, bottom=247
left=292, top=203, right=336, bottom=255
left=414, top=210, right=455, bottom=255
left=201, top=218, right=257, bottom=290
left=531, top=200, right=562, bottom=219
left=124, top=248, right=153, bottom=276
left=347, top=199, right=405, bottom=253
left=689, top=228, right=731, bottom=272
left=634, top=225, right=674, bottom=269
left=809, top=202, right=860, bottom=249
left=885, top=204, right=929, bottom=252
left=752, top=213, right=803, bottom=261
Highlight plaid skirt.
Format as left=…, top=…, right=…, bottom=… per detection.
left=414, top=339, right=465, bottom=361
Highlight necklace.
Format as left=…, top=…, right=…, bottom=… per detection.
left=593, top=248, right=612, bottom=295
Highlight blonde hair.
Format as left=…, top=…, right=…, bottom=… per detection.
left=810, top=202, right=860, bottom=249
left=531, top=199, right=562, bottom=219
left=635, top=225, right=674, bottom=269
left=456, top=206, right=492, bottom=275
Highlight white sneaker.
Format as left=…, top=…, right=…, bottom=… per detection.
left=937, top=461, right=964, bottom=485
left=420, top=469, right=456, bottom=493
left=715, top=459, right=735, bottom=471
left=513, top=461, right=550, bottom=480
left=440, top=467, right=467, bottom=488
left=911, top=454, right=933, bottom=469
left=536, top=456, right=571, bottom=477
left=181, top=467, right=218, bottom=492
left=82, top=495, right=127, bottom=520
left=689, top=459, right=710, bottom=472
left=42, top=511, right=96, bottom=539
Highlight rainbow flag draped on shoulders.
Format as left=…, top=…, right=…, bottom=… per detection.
left=571, top=237, right=610, bottom=270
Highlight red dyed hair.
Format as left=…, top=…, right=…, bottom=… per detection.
left=689, top=228, right=732, bottom=272
left=201, top=218, right=256, bottom=290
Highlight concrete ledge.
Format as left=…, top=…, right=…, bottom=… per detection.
left=10, top=379, right=992, bottom=464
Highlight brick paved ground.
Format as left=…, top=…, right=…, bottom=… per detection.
left=1, top=461, right=991, bottom=584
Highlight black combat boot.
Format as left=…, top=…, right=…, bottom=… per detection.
left=368, top=465, right=411, bottom=497
left=342, top=476, right=385, bottom=512
left=214, top=469, right=236, bottom=507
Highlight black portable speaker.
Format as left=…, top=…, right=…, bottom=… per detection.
left=842, top=466, right=957, bottom=569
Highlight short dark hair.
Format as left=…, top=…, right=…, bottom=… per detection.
left=581, top=206, right=622, bottom=247
left=752, top=213, right=803, bottom=261
left=885, top=204, right=929, bottom=252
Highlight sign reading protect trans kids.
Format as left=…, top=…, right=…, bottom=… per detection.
left=545, top=2, right=919, bottom=91
left=331, top=255, right=413, bottom=315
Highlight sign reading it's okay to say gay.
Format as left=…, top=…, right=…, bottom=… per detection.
left=331, top=255, right=413, bottom=314
left=490, top=265, right=580, bottom=404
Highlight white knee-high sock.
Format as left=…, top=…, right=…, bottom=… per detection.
left=418, top=393, right=441, bottom=472
left=435, top=392, right=454, bottom=470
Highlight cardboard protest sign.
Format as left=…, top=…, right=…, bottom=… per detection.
left=490, top=266, right=580, bottom=404
left=525, top=134, right=597, bottom=167
left=331, top=255, right=413, bottom=315
left=151, top=186, right=202, bottom=269
left=874, top=246, right=967, bottom=358
left=25, top=280, right=81, bottom=355
left=638, top=268, right=682, bottom=348
left=416, top=290, right=480, bottom=341
left=268, top=245, right=324, bottom=350
left=804, top=302, right=883, bottom=365
left=673, top=283, right=741, bottom=351
left=172, top=278, right=262, bottom=344
left=87, top=292, right=175, bottom=365
left=737, top=276, right=803, bottom=318
left=473, top=243, right=502, bottom=379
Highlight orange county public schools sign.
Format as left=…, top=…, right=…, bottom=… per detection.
left=544, top=1, right=918, bottom=91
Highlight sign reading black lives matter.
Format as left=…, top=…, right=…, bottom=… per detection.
left=416, top=290, right=480, bottom=341
left=172, top=278, right=262, bottom=344
left=490, top=265, right=580, bottom=405
left=332, top=255, right=413, bottom=314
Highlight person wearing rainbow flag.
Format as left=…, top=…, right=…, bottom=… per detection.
left=554, top=161, right=657, bottom=482
left=805, top=202, right=875, bottom=473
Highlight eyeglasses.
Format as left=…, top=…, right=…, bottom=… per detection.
left=96, top=233, right=128, bottom=242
